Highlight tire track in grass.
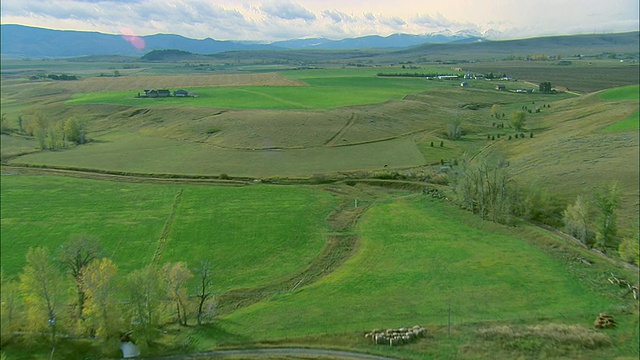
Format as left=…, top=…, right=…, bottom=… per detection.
left=151, top=189, right=183, bottom=265
left=325, top=113, right=357, bottom=147
left=235, top=88, right=312, bottom=108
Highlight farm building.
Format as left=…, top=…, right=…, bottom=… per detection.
left=174, top=89, right=189, bottom=97
left=142, top=89, right=171, bottom=98
left=138, top=89, right=196, bottom=98
left=495, top=84, right=506, bottom=91
left=437, top=75, right=459, bottom=80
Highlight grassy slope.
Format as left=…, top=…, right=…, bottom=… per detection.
left=7, top=133, right=426, bottom=177
left=601, top=85, right=639, bottom=131
left=214, top=196, right=637, bottom=359
left=0, top=175, right=337, bottom=292
left=490, top=86, right=639, bottom=237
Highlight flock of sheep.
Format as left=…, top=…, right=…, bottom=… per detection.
left=364, top=325, right=428, bottom=346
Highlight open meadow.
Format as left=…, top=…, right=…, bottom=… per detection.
left=0, top=174, right=338, bottom=292
left=1, top=54, right=638, bottom=360
left=1, top=175, right=638, bottom=359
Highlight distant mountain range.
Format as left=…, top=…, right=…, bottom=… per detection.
left=0, top=24, right=484, bottom=58
left=271, top=31, right=484, bottom=50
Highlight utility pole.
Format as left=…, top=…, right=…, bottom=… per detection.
left=448, top=303, right=451, bottom=337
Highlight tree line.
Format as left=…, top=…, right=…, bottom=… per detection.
left=1, top=113, right=88, bottom=150
left=446, top=155, right=636, bottom=265
left=1, top=237, right=217, bottom=358
left=563, top=183, right=638, bottom=263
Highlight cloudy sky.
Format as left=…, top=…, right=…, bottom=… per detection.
left=1, top=0, right=638, bottom=41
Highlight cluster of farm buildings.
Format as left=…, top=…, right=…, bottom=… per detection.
left=440, top=71, right=554, bottom=93
left=136, top=89, right=197, bottom=98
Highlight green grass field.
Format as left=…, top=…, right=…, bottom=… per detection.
left=1, top=60, right=638, bottom=360
left=2, top=176, right=636, bottom=359
left=9, top=133, right=427, bottom=177
left=604, top=109, right=639, bottom=131
left=215, top=196, right=637, bottom=358
left=0, top=175, right=337, bottom=292
left=600, top=85, right=639, bottom=131
left=65, top=74, right=454, bottom=109
left=599, top=84, right=639, bottom=101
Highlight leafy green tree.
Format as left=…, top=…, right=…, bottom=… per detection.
left=162, top=262, right=193, bottom=326
left=1, top=271, right=23, bottom=344
left=19, top=247, right=68, bottom=359
left=490, top=104, right=501, bottom=118
left=517, top=180, right=551, bottom=222
left=31, top=114, right=49, bottom=150
left=82, top=258, right=120, bottom=339
left=510, top=110, right=526, bottom=131
left=125, top=264, right=165, bottom=343
left=593, top=183, right=620, bottom=249
left=539, top=82, right=552, bottom=93
left=563, top=195, right=593, bottom=246
left=618, top=231, right=639, bottom=265
left=64, top=117, right=87, bottom=144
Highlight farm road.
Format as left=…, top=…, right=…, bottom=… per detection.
left=145, top=347, right=400, bottom=360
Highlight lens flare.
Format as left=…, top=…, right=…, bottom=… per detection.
left=121, top=28, right=145, bottom=50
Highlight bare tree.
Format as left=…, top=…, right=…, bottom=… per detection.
left=447, top=118, right=463, bottom=140
left=59, top=236, right=102, bottom=321
left=449, top=155, right=517, bottom=224
left=193, top=260, right=213, bottom=326
left=162, top=262, right=193, bottom=326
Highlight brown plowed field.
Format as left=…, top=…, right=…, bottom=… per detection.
left=465, top=60, right=639, bottom=94
left=54, top=72, right=308, bottom=93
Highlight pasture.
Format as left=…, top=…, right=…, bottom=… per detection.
left=1, top=57, right=639, bottom=360
left=1, top=174, right=638, bottom=359
left=65, top=71, right=460, bottom=110
left=490, top=90, right=639, bottom=236
left=0, top=174, right=338, bottom=293
left=215, top=196, right=638, bottom=359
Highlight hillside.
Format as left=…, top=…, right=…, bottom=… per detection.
left=0, top=24, right=481, bottom=59
left=399, top=32, right=640, bottom=60
left=1, top=24, right=638, bottom=62
left=0, top=24, right=280, bottom=58
left=487, top=86, right=639, bottom=237
left=0, top=55, right=638, bottom=359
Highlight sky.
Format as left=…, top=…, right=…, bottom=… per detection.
left=1, top=0, right=638, bottom=42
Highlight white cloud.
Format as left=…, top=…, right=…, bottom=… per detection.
left=260, top=0, right=316, bottom=21
left=1, top=0, right=637, bottom=41
left=322, top=10, right=355, bottom=23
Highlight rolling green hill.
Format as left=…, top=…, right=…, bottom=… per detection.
left=0, top=57, right=638, bottom=360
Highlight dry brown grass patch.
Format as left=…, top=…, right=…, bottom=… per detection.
left=55, top=72, right=308, bottom=93
left=477, top=323, right=611, bottom=349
